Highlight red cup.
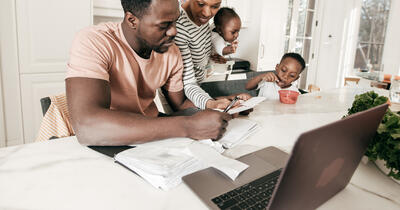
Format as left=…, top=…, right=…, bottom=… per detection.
left=278, top=90, right=299, bottom=104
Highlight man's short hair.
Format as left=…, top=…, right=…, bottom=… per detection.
left=281, top=53, right=306, bottom=72
left=121, top=0, right=153, bottom=18
left=213, top=7, right=240, bottom=28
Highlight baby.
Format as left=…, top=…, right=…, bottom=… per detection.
left=211, top=7, right=241, bottom=59
left=245, top=53, right=306, bottom=100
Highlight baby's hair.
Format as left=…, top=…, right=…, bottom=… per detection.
left=213, top=7, right=240, bottom=28
left=281, top=53, right=306, bottom=72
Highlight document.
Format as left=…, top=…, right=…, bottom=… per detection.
left=218, top=118, right=260, bottom=148
left=114, top=138, right=249, bottom=190
left=226, top=97, right=266, bottom=114
left=113, top=118, right=259, bottom=190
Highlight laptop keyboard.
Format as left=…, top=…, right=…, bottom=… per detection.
left=211, top=168, right=282, bottom=210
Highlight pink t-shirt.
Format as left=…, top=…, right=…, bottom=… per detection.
left=66, top=22, right=184, bottom=117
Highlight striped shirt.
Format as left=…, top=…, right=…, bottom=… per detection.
left=175, top=9, right=213, bottom=109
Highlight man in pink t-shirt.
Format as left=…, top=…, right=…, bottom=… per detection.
left=66, top=0, right=231, bottom=145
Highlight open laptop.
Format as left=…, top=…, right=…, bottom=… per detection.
left=183, top=104, right=388, bottom=210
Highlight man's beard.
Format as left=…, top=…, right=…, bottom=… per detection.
left=153, top=38, right=175, bottom=53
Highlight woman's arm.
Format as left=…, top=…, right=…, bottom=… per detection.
left=175, top=26, right=214, bottom=109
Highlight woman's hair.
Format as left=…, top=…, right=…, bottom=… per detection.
left=121, top=0, right=153, bottom=18
left=213, top=7, right=240, bottom=28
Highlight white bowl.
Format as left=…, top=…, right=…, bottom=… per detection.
left=374, top=158, right=400, bottom=185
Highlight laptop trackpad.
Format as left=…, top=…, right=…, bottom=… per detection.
left=233, top=153, right=278, bottom=187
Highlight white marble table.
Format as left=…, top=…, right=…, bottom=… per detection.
left=1, top=87, right=400, bottom=210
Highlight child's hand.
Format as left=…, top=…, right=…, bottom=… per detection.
left=261, top=72, right=279, bottom=82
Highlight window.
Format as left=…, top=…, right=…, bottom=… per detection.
left=354, top=0, right=390, bottom=72
left=284, top=0, right=317, bottom=89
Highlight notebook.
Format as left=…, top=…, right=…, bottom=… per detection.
left=183, top=104, right=388, bottom=210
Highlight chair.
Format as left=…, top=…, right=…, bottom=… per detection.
left=40, top=97, right=51, bottom=116
left=200, top=71, right=270, bottom=98
left=308, top=84, right=320, bottom=92
left=344, top=77, right=360, bottom=86
left=36, top=94, right=74, bottom=141
left=370, top=81, right=389, bottom=90
left=201, top=71, right=310, bottom=98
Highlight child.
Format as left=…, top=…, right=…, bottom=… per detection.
left=245, top=53, right=306, bottom=100
left=211, top=7, right=241, bottom=59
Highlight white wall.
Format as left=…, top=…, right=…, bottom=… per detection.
left=382, top=0, right=400, bottom=76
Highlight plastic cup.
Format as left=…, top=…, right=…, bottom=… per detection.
left=278, top=90, right=300, bottom=104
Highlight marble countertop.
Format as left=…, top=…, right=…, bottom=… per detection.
left=1, top=87, right=399, bottom=210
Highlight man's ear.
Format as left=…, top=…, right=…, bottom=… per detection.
left=125, top=12, right=139, bottom=30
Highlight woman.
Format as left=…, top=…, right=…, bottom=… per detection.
left=175, top=0, right=250, bottom=110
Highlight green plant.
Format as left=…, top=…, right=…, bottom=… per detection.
left=344, top=91, right=400, bottom=180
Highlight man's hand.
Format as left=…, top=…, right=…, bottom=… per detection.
left=185, top=110, right=232, bottom=140
left=210, top=53, right=227, bottom=64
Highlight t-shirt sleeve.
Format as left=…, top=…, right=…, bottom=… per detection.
left=211, top=31, right=226, bottom=56
left=163, top=45, right=184, bottom=92
left=66, top=29, right=111, bottom=81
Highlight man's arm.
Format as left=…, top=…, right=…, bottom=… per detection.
left=161, top=88, right=195, bottom=111
left=66, top=77, right=231, bottom=146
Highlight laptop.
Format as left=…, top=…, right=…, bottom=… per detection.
left=183, top=104, right=388, bottom=210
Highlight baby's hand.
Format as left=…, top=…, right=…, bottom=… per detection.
left=227, top=45, right=237, bottom=54
left=231, top=40, right=238, bottom=48
left=261, top=72, right=279, bottom=82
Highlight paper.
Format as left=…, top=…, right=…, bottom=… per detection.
left=227, top=97, right=266, bottom=114
left=115, top=137, right=248, bottom=190
left=218, top=118, right=260, bottom=148
left=188, top=142, right=249, bottom=180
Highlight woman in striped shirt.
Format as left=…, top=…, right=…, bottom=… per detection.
left=175, top=0, right=250, bottom=110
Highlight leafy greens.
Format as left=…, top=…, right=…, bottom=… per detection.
left=344, top=91, right=400, bottom=180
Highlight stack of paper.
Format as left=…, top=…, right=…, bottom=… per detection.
left=114, top=138, right=248, bottom=190
left=218, top=118, right=260, bottom=148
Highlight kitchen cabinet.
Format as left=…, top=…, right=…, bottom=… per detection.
left=0, top=0, right=92, bottom=145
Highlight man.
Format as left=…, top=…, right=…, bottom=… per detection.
left=66, top=0, right=231, bottom=146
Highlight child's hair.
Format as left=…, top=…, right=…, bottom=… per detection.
left=281, top=53, right=306, bottom=72
left=213, top=7, right=240, bottom=28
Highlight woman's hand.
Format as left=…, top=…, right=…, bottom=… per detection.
left=227, top=93, right=252, bottom=101
left=208, top=93, right=253, bottom=116
left=206, top=98, right=232, bottom=109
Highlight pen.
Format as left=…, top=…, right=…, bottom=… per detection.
left=223, top=96, right=240, bottom=113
